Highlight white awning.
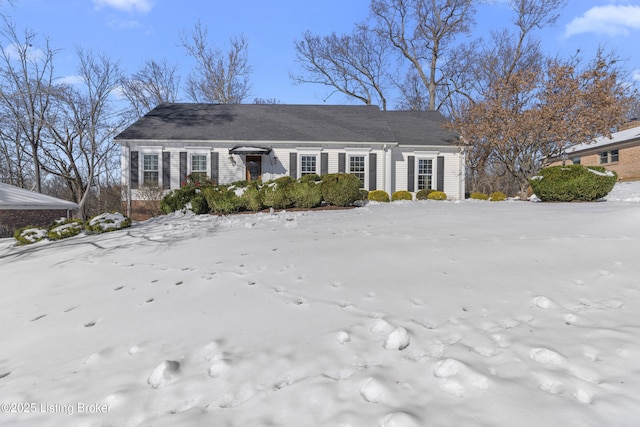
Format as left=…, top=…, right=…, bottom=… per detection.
left=228, top=146, right=272, bottom=155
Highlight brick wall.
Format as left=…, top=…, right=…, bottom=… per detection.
left=0, top=209, right=74, bottom=238
left=571, top=144, right=640, bottom=181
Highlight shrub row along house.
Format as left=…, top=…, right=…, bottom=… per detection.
left=115, top=104, right=465, bottom=219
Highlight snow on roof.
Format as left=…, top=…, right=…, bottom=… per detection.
left=0, top=182, right=79, bottom=210
left=568, top=126, right=640, bottom=153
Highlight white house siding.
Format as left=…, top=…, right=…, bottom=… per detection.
left=391, top=148, right=463, bottom=200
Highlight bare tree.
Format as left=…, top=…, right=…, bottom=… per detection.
left=180, top=21, right=251, bottom=104
left=0, top=20, right=57, bottom=192
left=40, top=49, right=125, bottom=218
left=447, top=50, right=634, bottom=198
left=120, top=58, right=180, bottom=121
left=371, top=0, right=475, bottom=110
left=292, top=24, right=390, bottom=109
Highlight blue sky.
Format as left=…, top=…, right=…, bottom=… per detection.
left=5, top=0, right=640, bottom=107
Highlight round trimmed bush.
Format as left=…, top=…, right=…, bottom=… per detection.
left=240, top=183, right=264, bottom=211
left=14, top=225, right=48, bottom=245
left=291, top=180, right=323, bottom=208
left=161, top=185, right=198, bottom=213
left=190, top=194, right=210, bottom=214
left=203, top=186, right=241, bottom=214
left=368, top=189, right=390, bottom=202
left=427, top=191, right=447, bottom=200
left=86, top=212, right=131, bottom=233
left=489, top=191, right=507, bottom=202
left=529, top=165, right=617, bottom=202
left=469, top=191, right=488, bottom=200
left=392, top=190, right=412, bottom=201
left=298, top=173, right=321, bottom=183
left=415, top=188, right=435, bottom=200
left=47, top=218, right=84, bottom=240
left=320, top=173, right=362, bottom=207
left=262, top=176, right=295, bottom=209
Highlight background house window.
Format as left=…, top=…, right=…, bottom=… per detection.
left=571, top=157, right=581, bottom=165
left=349, top=155, right=366, bottom=188
left=417, top=158, right=433, bottom=190
left=600, top=150, right=619, bottom=164
left=191, top=154, right=207, bottom=181
left=300, top=155, right=317, bottom=176
left=143, top=154, right=159, bottom=186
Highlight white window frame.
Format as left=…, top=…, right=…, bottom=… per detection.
left=413, top=153, right=438, bottom=191
left=347, top=154, right=367, bottom=189
left=190, top=153, right=208, bottom=180
left=142, top=153, right=159, bottom=186
left=296, top=148, right=322, bottom=177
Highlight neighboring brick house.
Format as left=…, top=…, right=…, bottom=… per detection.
left=560, top=122, right=640, bottom=181
left=115, top=104, right=466, bottom=219
left=0, top=182, right=79, bottom=238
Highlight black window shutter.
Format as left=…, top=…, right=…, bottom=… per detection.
left=289, top=153, right=297, bottom=179
left=338, top=153, right=346, bottom=173
left=162, top=152, right=171, bottom=189
left=369, top=153, right=377, bottom=190
left=437, top=156, right=445, bottom=192
left=321, top=153, right=328, bottom=175
left=130, top=151, right=139, bottom=189
left=211, top=152, right=219, bottom=185
left=407, top=156, right=415, bottom=192
left=179, top=152, right=187, bottom=185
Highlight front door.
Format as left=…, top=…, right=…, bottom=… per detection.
left=246, top=156, right=262, bottom=181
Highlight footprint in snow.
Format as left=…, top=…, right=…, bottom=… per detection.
left=148, top=360, right=180, bottom=389
left=0, top=371, right=10, bottom=380
left=30, top=314, right=47, bottom=322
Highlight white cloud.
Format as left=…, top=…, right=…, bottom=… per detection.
left=92, top=0, right=153, bottom=14
left=565, top=5, right=640, bottom=37
left=55, top=75, right=85, bottom=86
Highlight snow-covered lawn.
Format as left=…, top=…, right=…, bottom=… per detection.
left=1, top=182, right=640, bottom=426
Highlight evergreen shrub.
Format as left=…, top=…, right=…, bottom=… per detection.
left=262, top=176, right=295, bottom=209
left=368, top=189, right=390, bottom=202
left=86, top=212, right=131, bottom=233
left=14, top=225, right=48, bottom=245
left=320, top=173, right=362, bottom=206
left=190, top=194, right=210, bottom=214
left=415, top=188, right=434, bottom=200
left=427, top=191, right=447, bottom=200
left=203, top=186, right=241, bottom=214
left=47, top=218, right=84, bottom=240
left=240, top=182, right=264, bottom=211
left=291, top=180, right=323, bottom=208
left=529, top=165, right=617, bottom=202
left=489, top=191, right=507, bottom=201
left=469, top=192, right=488, bottom=200
left=391, top=190, right=412, bottom=201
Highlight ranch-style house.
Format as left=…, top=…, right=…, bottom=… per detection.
left=115, top=103, right=466, bottom=219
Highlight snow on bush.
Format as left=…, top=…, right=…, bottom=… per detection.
left=86, top=212, right=131, bottom=233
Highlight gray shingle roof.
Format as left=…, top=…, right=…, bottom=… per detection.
left=115, top=103, right=456, bottom=147
left=0, top=182, right=79, bottom=210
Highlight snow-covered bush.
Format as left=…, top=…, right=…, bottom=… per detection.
left=86, top=212, right=132, bottom=233
left=469, top=192, right=488, bottom=200
left=239, top=183, right=264, bottom=211
left=368, top=190, right=390, bottom=202
left=391, top=190, right=412, bottom=201
left=489, top=191, right=507, bottom=201
left=415, top=188, right=434, bottom=200
left=529, top=165, right=617, bottom=202
left=47, top=218, right=84, bottom=240
left=14, top=226, right=48, bottom=245
left=320, top=173, right=362, bottom=207
left=427, top=191, right=447, bottom=200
